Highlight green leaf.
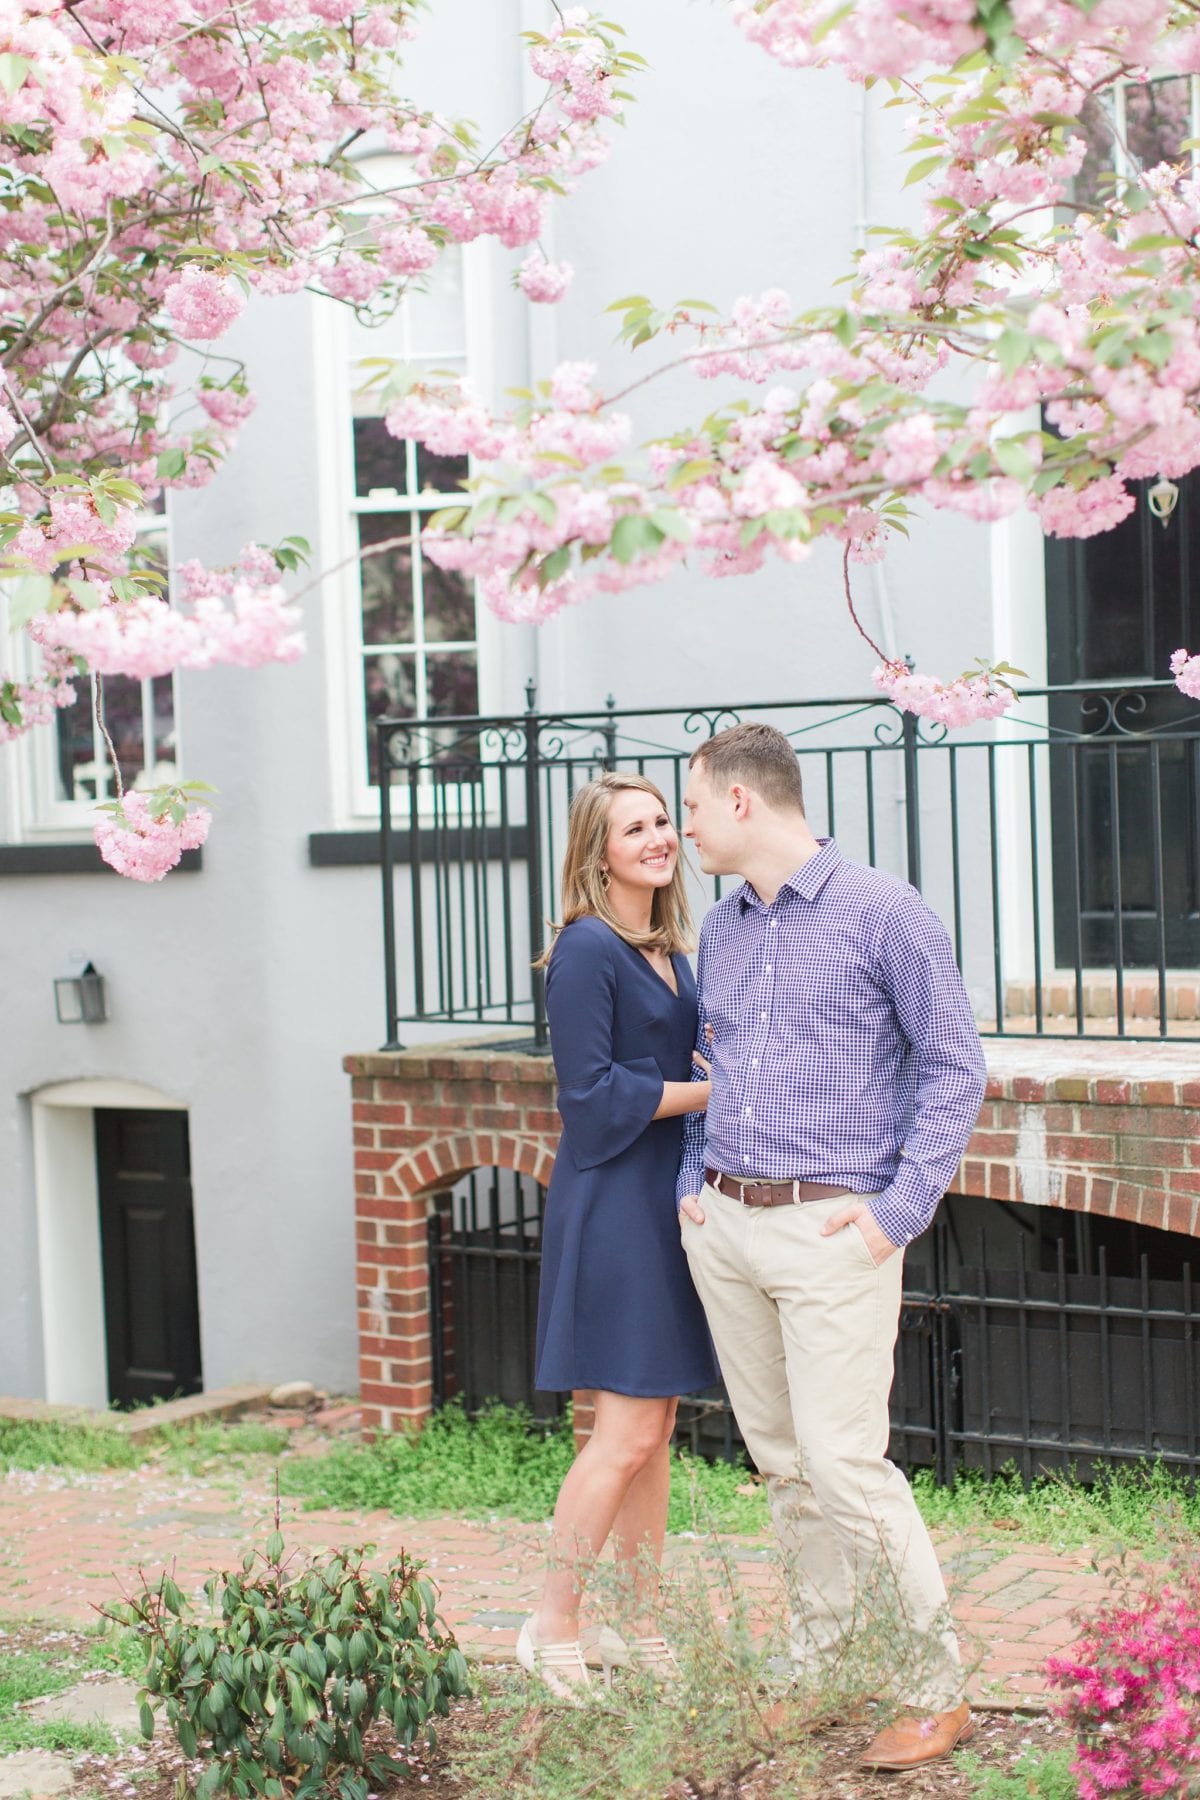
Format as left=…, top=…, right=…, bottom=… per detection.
left=0, top=54, right=30, bottom=97
left=7, top=573, right=54, bottom=630
left=139, top=1699, right=155, bottom=1739
left=993, top=328, right=1031, bottom=379
left=647, top=508, right=692, bottom=544
left=667, top=457, right=718, bottom=490
left=904, top=153, right=944, bottom=188
left=993, top=439, right=1034, bottom=483
left=266, top=1531, right=285, bottom=1563
left=609, top=514, right=665, bottom=564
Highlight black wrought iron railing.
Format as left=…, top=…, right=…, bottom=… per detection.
left=428, top=1170, right=1200, bottom=1482
left=377, top=678, right=1200, bottom=1047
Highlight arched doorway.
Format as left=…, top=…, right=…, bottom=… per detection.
left=31, top=1080, right=202, bottom=1408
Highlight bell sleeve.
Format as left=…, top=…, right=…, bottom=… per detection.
left=546, top=925, right=665, bottom=1170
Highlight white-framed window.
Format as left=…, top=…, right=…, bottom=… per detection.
left=7, top=505, right=180, bottom=839
left=1075, top=73, right=1200, bottom=202
left=316, top=212, right=487, bottom=821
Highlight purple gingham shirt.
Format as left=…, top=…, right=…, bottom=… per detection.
left=677, top=840, right=986, bottom=1246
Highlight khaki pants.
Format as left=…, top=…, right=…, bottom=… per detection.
left=681, top=1180, right=962, bottom=1711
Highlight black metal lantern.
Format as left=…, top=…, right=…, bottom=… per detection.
left=54, top=956, right=107, bottom=1025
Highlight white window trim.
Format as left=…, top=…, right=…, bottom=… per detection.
left=3, top=511, right=181, bottom=842
left=313, top=236, right=501, bottom=829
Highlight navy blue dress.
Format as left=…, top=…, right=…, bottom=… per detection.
left=534, top=915, right=720, bottom=1398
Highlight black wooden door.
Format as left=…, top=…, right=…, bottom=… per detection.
left=1045, top=474, right=1200, bottom=968
left=95, top=1109, right=202, bottom=1407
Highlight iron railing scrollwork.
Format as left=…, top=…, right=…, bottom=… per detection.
left=378, top=679, right=1200, bottom=1047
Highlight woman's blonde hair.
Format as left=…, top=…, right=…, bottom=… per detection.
left=534, top=772, right=695, bottom=967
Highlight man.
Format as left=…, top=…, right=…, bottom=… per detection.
left=677, top=721, right=986, bottom=1772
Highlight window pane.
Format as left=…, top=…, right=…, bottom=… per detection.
left=353, top=414, right=408, bottom=497
left=414, top=445, right=469, bottom=496
left=359, top=512, right=415, bottom=644
left=407, top=249, right=465, bottom=354
left=1072, top=94, right=1117, bottom=209
left=1126, top=77, right=1191, bottom=172
left=151, top=675, right=177, bottom=779
left=421, top=556, right=475, bottom=643
left=365, top=652, right=416, bottom=782
left=54, top=682, right=98, bottom=802
left=427, top=651, right=478, bottom=717
left=101, top=674, right=147, bottom=789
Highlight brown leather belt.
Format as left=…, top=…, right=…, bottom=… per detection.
left=705, top=1168, right=852, bottom=1209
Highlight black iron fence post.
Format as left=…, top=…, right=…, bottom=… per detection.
left=524, top=681, right=549, bottom=1049
left=602, top=693, right=618, bottom=771
left=378, top=719, right=405, bottom=1050
left=901, top=703, right=923, bottom=892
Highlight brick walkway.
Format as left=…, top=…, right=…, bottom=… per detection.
left=0, top=1461, right=1104, bottom=1710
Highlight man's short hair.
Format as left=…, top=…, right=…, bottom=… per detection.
left=690, top=721, right=806, bottom=814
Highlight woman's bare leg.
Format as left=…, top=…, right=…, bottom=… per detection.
left=535, top=1390, right=676, bottom=1643
left=609, top=1398, right=677, bottom=1630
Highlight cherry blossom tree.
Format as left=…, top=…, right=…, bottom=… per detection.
left=11, top=0, right=1200, bottom=880
left=396, top=0, right=1200, bottom=728
left=0, top=0, right=638, bottom=875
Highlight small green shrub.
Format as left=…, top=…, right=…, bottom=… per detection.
left=111, top=1531, right=469, bottom=1800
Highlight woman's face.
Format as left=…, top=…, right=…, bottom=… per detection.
left=603, top=788, right=678, bottom=900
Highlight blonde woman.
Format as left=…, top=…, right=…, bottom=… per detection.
left=517, top=773, right=719, bottom=1699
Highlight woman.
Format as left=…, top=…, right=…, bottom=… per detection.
left=517, top=772, right=720, bottom=1699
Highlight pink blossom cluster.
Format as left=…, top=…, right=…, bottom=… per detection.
left=1171, top=647, right=1200, bottom=700
left=94, top=792, right=212, bottom=883
left=1048, top=1551, right=1200, bottom=1798
left=732, top=0, right=1171, bottom=80
left=0, top=651, right=78, bottom=746
left=163, top=267, right=246, bottom=342
left=872, top=661, right=1017, bottom=727
left=517, top=253, right=575, bottom=304
left=30, top=557, right=305, bottom=681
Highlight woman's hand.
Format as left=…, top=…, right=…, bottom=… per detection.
left=692, top=1050, right=711, bottom=1076
left=688, top=1078, right=711, bottom=1113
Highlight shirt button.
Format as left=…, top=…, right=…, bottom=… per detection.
left=770, top=920, right=778, bottom=929
left=744, top=1106, right=752, bottom=1117
left=752, top=1057, right=759, bottom=1067
left=760, top=1011, right=768, bottom=1022
left=765, top=964, right=772, bottom=974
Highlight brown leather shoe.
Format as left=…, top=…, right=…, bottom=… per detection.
left=859, top=1702, right=975, bottom=1770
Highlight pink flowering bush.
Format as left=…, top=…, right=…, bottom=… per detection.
left=1047, top=1548, right=1200, bottom=1798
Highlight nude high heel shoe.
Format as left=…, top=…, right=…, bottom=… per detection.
left=516, top=1617, right=593, bottom=1702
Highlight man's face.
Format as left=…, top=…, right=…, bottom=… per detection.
left=682, top=763, right=741, bottom=877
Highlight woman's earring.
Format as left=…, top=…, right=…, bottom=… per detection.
left=599, top=867, right=611, bottom=892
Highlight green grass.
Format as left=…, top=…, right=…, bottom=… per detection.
left=0, top=1627, right=145, bottom=1759
left=911, top=1458, right=1200, bottom=1549
left=0, top=1416, right=289, bottom=1476
left=7, top=1399, right=1200, bottom=1548
left=961, top=1744, right=1078, bottom=1797
left=279, top=1400, right=772, bottom=1533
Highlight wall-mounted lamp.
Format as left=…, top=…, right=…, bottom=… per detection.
left=54, top=955, right=107, bottom=1025
left=1147, top=476, right=1180, bottom=526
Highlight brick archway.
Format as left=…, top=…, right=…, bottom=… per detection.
left=348, top=1050, right=560, bottom=1431
left=346, top=1041, right=1200, bottom=1434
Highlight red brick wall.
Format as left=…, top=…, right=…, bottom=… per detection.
left=965, top=1069, right=1200, bottom=1237
left=344, top=1043, right=1200, bottom=1432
